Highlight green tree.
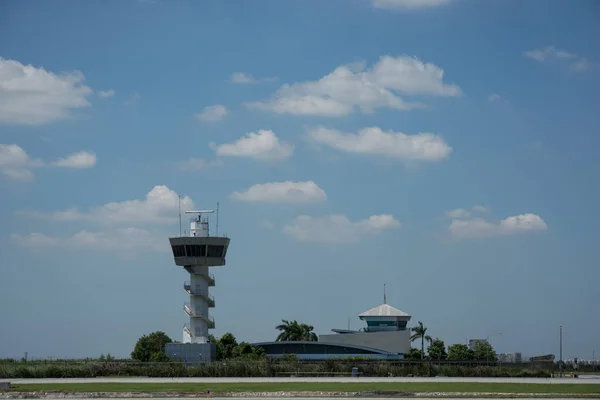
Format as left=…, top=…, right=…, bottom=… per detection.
left=99, top=353, right=114, bottom=362
left=447, top=344, right=475, bottom=361
left=427, top=338, right=447, bottom=360
left=406, top=347, right=423, bottom=360
left=149, top=352, right=171, bottom=362
left=217, top=332, right=238, bottom=360
left=275, top=319, right=318, bottom=341
left=131, top=331, right=173, bottom=362
left=473, top=340, right=497, bottom=362
left=211, top=333, right=266, bottom=361
left=410, top=321, right=432, bottom=360
left=232, top=341, right=266, bottom=359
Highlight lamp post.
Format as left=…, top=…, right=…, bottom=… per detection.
left=486, top=332, right=502, bottom=365
left=559, top=325, right=563, bottom=378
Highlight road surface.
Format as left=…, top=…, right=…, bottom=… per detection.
left=6, top=376, right=600, bottom=384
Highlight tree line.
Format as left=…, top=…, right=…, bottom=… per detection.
left=132, top=320, right=497, bottom=362
left=408, top=321, right=498, bottom=361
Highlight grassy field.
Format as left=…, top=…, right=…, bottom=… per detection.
left=6, top=382, right=600, bottom=395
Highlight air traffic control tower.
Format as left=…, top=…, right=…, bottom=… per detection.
left=165, top=209, right=230, bottom=363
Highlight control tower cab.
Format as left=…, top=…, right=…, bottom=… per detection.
left=165, top=209, right=230, bottom=363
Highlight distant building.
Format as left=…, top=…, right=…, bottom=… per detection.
left=254, top=300, right=413, bottom=360
left=529, top=354, right=556, bottom=362
left=468, top=339, right=487, bottom=351
left=498, top=352, right=522, bottom=363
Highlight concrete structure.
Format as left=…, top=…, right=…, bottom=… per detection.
left=498, top=352, right=522, bottom=363
left=252, top=341, right=406, bottom=360
left=166, top=209, right=230, bottom=363
left=319, top=301, right=412, bottom=356
left=255, top=294, right=412, bottom=360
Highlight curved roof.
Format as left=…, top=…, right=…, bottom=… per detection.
left=359, top=303, right=411, bottom=318
left=251, top=341, right=397, bottom=355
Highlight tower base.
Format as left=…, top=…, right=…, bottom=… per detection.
left=165, top=342, right=216, bottom=364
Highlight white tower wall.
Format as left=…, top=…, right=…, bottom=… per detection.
left=170, top=209, right=230, bottom=358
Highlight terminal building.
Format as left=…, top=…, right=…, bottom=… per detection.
left=253, top=298, right=412, bottom=360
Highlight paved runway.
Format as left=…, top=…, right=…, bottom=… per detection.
left=35, top=397, right=588, bottom=400
left=7, top=376, right=600, bottom=384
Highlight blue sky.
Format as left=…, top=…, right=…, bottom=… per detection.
left=1, top=0, right=599, bottom=361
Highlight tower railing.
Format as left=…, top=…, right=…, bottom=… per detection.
left=183, top=282, right=215, bottom=307
left=206, top=272, right=215, bottom=286
left=183, top=303, right=215, bottom=324
left=183, top=323, right=194, bottom=338
left=183, top=282, right=215, bottom=300
left=182, top=269, right=215, bottom=286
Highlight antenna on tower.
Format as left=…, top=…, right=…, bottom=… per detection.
left=185, top=210, right=215, bottom=237
left=178, top=193, right=182, bottom=237
left=216, top=201, right=220, bottom=237
left=384, top=284, right=387, bottom=304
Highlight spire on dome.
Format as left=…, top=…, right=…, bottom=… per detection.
left=384, top=284, right=387, bottom=304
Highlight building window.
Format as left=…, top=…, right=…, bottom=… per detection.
left=182, top=245, right=207, bottom=257
left=172, top=245, right=185, bottom=258
left=207, top=245, right=224, bottom=257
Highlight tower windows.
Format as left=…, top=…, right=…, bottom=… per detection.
left=172, top=245, right=185, bottom=258
left=171, top=244, right=225, bottom=258
left=207, top=245, right=224, bottom=257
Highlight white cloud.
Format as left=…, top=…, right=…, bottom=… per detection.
left=1, top=145, right=97, bottom=181
left=283, top=214, right=400, bottom=243
left=230, top=181, right=327, bottom=204
left=471, top=205, right=489, bottom=213
left=307, top=126, right=452, bottom=162
left=446, top=205, right=488, bottom=219
left=249, top=96, right=352, bottom=117
left=51, top=151, right=96, bottom=168
left=524, top=46, right=588, bottom=72
left=230, top=72, right=276, bottom=84
left=11, top=228, right=165, bottom=252
left=195, top=104, right=229, bottom=122
left=448, top=213, right=548, bottom=238
left=97, top=89, right=115, bottom=98
left=524, top=46, right=575, bottom=62
left=231, top=72, right=255, bottom=83
left=246, top=55, right=461, bottom=117
left=488, top=93, right=501, bottom=102
left=0, top=144, right=43, bottom=182
left=373, top=0, right=454, bottom=10
left=0, top=57, right=93, bottom=125
left=570, top=58, right=589, bottom=72
left=446, top=208, right=471, bottom=219
left=17, top=185, right=194, bottom=225
left=211, top=129, right=294, bottom=161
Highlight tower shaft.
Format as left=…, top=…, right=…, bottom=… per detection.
left=183, top=266, right=214, bottom=343
left=168, top=209, right=230, bottom=363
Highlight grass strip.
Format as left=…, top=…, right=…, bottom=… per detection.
left=7, top=382, right=600, bottom=394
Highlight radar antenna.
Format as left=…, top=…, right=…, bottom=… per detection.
left=185, top=210, right=215, bottom=237
left=184, top=210, right=215, bottom=218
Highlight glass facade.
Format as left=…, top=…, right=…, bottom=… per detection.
left=171, top=244, right=225, bottom=258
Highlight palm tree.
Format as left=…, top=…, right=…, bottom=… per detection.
left=275, top=319, right=318, bottom=341
left=410, top=321, right=432, bottom=360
